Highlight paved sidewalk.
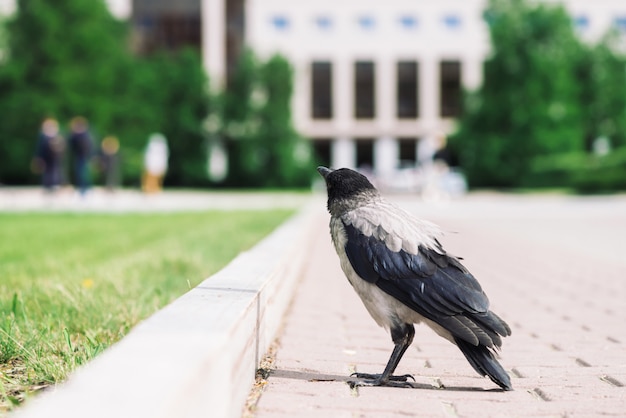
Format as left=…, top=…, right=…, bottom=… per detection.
left=255, top=194, right=626, bottom=417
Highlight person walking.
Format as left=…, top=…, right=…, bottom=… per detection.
left=97, top=135, right=121, bottom=192
left=68, top=116, right=94, bottom=196
left=32, top=117, right=65, bottom=192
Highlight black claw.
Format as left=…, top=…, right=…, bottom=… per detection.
left=347, top=372, right=416, bottom=388
left=400, top=373, right=416, bottom=382
left=348, top=378, right=414, bottom=389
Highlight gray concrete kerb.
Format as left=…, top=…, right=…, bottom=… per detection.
left=10, top=198, right=320, bottom=418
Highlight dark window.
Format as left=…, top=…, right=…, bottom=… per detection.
left=316, top=16, right=332, bottom=30
left=399, top=16, right=418, bottom=30
left=443, top=14, right=461, bottom=29
left=132, top=0, right=201, bottom=54
left=358, top=16, right=376, bottom=30
left=356, top=138, right=374, bottom=168
left=311, top=62, right=333, bottom=119
left=440, top=61, right=462, bottom=117
left=398, top=138, right=417, bottom=164
left=397, top=61, right=418, bottom=118
left=311, top=138, right=332, bottom=167
left=574, top=15, right=590, bottom=31
left=355, top=61, right=375, bottom=119
left=271, top=16, right=289, bottom=31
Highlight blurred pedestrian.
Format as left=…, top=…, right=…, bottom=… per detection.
left=97, top=136, right=121, bottom=192
left=142, top=133, right=169, bottom=194
left=68, top=116, right=94, bottom=196
left=32, top=117, right=65, bottom=192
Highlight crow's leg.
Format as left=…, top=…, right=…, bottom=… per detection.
left=349, top=323, right=416, bottom=388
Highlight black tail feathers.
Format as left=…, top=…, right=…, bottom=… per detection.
left=454, top=337, right=513, bottom=391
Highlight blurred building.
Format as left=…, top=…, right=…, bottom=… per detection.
left=246, top=0, right=489, bottom=177
left=2, top=0, right=626, bottom=177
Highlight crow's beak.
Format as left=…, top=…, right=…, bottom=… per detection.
left=317, top=166, right=333, bottom=179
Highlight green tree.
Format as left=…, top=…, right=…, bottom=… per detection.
left=148, top=49, right=212, bottom=186
left=221, top=49, right=262, bottom=187
left=576, top=33, right=626, bottom=151
left=255, top=54, right=313, bottom=187
left=0, top=2, right=213, bottom=187
left=0, top=0, right=129, bottom=184
left=220, top=51, right=313, bottom=188
left=450, top=0, right=585, bottom=187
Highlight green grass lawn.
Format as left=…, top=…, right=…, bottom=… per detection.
left=0, top=210, right=292, bottom=413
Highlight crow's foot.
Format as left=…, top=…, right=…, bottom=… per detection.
left=350, top=372, right=415, bottom=382
left=348, top=372, right=415, bottom=388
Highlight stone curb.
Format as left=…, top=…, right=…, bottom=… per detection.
left=11, top=201, right=319, bottom=418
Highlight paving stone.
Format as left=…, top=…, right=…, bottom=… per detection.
left=253, top=195, right=626, bottom=417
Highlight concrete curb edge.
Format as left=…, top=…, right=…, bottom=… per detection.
left=11, top=201, right=320, bottom=418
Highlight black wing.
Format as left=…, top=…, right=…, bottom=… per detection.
left=343, top=222, right=510, bottom=347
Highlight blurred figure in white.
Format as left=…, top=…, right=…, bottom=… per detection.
left=142, top=133, right=169, bottom=194
left=419, top=133, right=467, bottom=201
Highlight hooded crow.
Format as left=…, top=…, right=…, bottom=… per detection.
left=317, top=166, right=512, bottom=391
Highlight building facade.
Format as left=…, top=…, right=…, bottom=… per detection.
left=246, top=0, right=489, bottom=176
left=244, top=0, right=626, bottom=175
left=2, top=0, right=626, bottom=177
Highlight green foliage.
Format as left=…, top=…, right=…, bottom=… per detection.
left=0, top=0, right=129, bottom=184
left=0, top=210, right=292, bottom=410
left=0, top=3, right=312, bottom=188
left=451, top=0, right=585, bottom=188
left=0, top=2, right=212, bottom=186
left=524, top=148, right=626, bottom=192
left=221, top=51, right=314, bottom=188
left=576, top=33, right=626, bottom=151
left=450, top=0, right=626, bottom=191
left=5, top=0, right=128, bottom=122
left=0, top=15, right=8, bottom=61
left=255, top=54, right=314, bottom=187
left=144, top=50, right=212, bottom=187
left=222, top=49, right=263, bottom=186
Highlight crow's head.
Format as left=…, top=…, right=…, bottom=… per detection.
left=317, top=166, right=379, bottom=215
